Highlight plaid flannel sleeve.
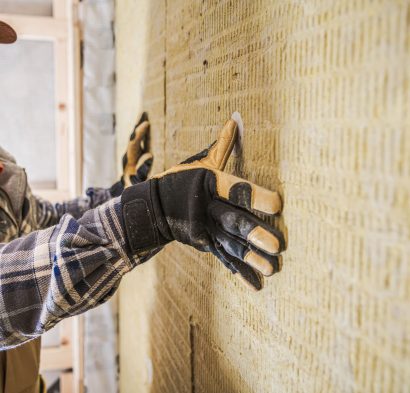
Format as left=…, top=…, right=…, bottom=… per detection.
left=0, top=197, right=138, bottom=350
left=35, top=187, right=112, bottom=228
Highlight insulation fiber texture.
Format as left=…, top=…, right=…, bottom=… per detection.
left=116, top=1, right=410, bottom=392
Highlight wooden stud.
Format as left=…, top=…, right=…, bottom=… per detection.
left=60, top=372, right=74, bottom=393
left=0, top=14, right=66, bottom=40
left=40, top=345, right=72, bottom=371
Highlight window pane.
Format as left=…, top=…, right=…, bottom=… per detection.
left=0, top=40, right=56, bottom=189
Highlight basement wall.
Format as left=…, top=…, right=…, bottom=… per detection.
left=115, top=1, right=410, bottom=392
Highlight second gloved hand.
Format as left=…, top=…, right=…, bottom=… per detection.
left=110, top=112, right=153, bottom=197
left=121, top=119, right=285, bottom=290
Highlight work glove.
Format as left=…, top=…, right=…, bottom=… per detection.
left=110, top=112, right=153, bottom=196
left=121, top=119, right=285, bottom=290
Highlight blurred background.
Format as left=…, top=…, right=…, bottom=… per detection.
left=0, top=1, right=117, bottom=392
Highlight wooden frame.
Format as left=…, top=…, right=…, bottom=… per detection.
left=1, top=2, right=84, bottom=392
left=0, top=0, right=82, bottom=201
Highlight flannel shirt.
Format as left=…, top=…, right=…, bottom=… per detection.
left=0, top=165, right=138, bottom=349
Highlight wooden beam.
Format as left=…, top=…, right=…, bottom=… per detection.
left=61, top=371, right=74, bottom=393
left=68, top=0, right=84, bottom=197
left=40, top=345, right=72, bottom=371
left=60, top=318, right=73, bottom=346
left=53, top=0, right=68, bottom=19
left=73, top=316, right=85, bottom=393
left=0, top=14, right=66, bottom=40
left=55, top=37, right=70, bottom=192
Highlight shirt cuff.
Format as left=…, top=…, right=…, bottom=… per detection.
left=97, top=197, right=140, bottom=271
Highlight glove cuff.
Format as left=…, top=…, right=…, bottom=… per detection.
left=109, top=179, right=124, bottom=198
left=121, top=181, right=170, bottom=254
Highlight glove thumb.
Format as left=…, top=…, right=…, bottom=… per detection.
left=180, top=119, right=238, bottom=171
left=126, top=152, right=153, bottom=186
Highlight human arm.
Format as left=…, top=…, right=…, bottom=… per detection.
left=0, top=117, right=284, bottom=349
left=0, top=197, right=137, bottom=350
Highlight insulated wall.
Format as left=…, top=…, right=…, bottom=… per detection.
left=116, top=1, right=410, bottom=392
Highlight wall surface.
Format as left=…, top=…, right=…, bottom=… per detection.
left=116, top=1, right=410, bottom=392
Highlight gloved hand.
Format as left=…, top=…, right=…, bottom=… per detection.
left=122, top=119, right=285, bottom=290
left=110, top=112, right=153, bottom=197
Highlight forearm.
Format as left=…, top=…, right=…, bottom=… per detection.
left=35, top=187, right=112, bottom=228
left=0, top=197, right=136, bottom=350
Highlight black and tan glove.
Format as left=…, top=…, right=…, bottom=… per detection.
left=110, top=112, right=153, bottom=197
left=121, top=119, right=285, bottom=290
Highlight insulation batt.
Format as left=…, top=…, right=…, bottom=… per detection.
left=116, top=1, right=410, bottom=392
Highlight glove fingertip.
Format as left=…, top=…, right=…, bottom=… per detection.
left=131, top=112, right=149, bottom=140
left=138, top=111, right=149, bottom=124
left=122, top=152, right=128, bottom=170
left=218, top=247, right=264, bottom=291
left=236, top=272, right=263, bottom=291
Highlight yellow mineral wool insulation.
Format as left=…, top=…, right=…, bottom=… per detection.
left=116, top=1, right=410, bottom=392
